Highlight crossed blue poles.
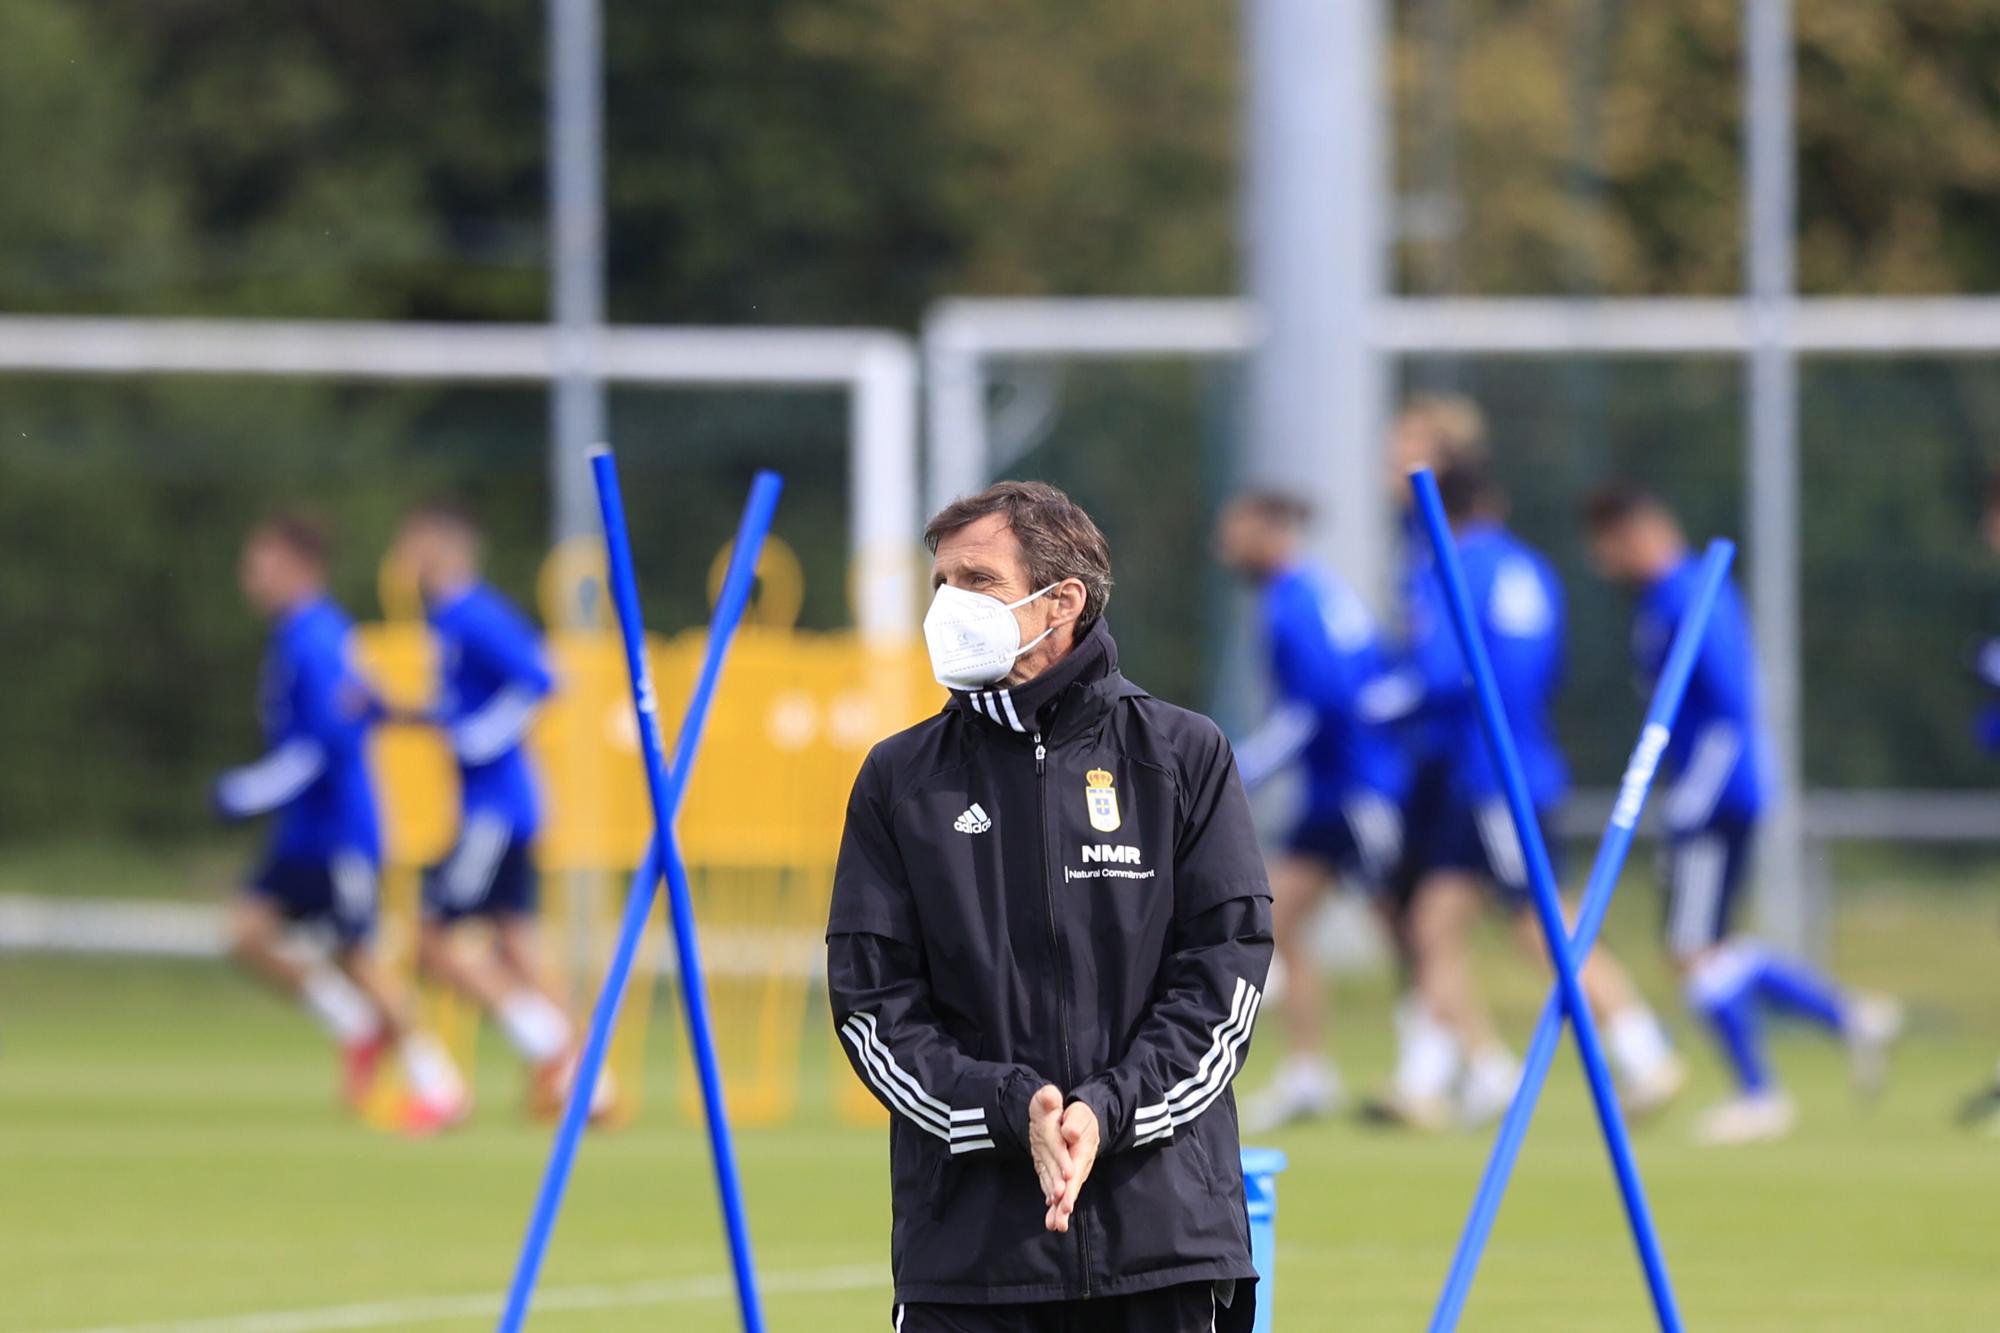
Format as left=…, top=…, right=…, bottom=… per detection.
left=498, top=456, right=780, bottom=1333
left=1411, top=469, right=1712, bottom=1333
left=1427, top=530, right=1735, bottom=1330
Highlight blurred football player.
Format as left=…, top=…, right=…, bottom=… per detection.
left=390, top=502, right=597, bottom=1118
left=1587, top=483, right=1902, bottom=1144
left=1378, top=401, right=1683, bottom=1130
left=215, top=512, right=467, bottom=1132
left=1215, top=490, right=1435, bottom=1131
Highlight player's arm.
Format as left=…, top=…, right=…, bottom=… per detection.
left=1232, top=702, right=1318, bottom=791
left=1350, top=641, right=1460, bottom=729
left=1232, top=598, right=1327, bottom=789
left=826, top=755, right=1050, bottom=1159
left=214, top=738, right=326, bottom=819
left=1066, top=722, right=1274, bottom=1154
left=1358, top=572, right=1473, bottom=727
left=450, top=607, right=555, bottom=766
left=1236, top=585, right=1380, bottom=787
left=213, top=645, right=366, bottom=819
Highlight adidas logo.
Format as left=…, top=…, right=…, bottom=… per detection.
left=953, top=803, right=992, bottom=835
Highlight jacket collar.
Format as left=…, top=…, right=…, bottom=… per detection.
left=951, top=618, right=1119, bottom=738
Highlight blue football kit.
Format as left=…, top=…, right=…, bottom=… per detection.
left=1234, top=564, right=1407, bottom=888
left=216, top=597, right=382, bottom=944
left=1395, top=520, right=1568, bottom=903
left=1632, top=555, right=1769, bottom=953
left=422, top=583, right=553, bottom=922
left=1628, top=553, right=1858, bottom=1097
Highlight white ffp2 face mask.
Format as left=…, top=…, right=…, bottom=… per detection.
left=923, top=582, right=1059, bottom=690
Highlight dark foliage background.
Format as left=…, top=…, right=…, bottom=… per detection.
left=5, top=2, right=2000, bottom=839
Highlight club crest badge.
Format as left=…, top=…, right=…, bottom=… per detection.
left=1084, top=768, right=1122, bottom=833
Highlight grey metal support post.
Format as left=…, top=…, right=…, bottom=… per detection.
left=1745, top=0, right=1814, bottom=957
left=1244, top=0, right=1390, bottom=604
left=549, top=0, right=608, bottom=554
left=547, top=0, right=610, bottom=998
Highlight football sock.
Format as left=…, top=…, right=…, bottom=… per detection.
left=1607, top=1005, right=1677, bottom=1081
left=301, top=966, right=382, bottom=1045
left=1392, top=996, right=1460, bottom=1102
left=498, top=990, right=573, bottom=1064
left=1687, top=949, right=1771, bottom=1095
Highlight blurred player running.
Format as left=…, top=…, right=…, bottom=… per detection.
left=1215, top=491, right=1441, bottom=1131
left=1586, top=483, right=1902, bottom=1144
left=1376, top=402, right=1683, bottom=1130
left=390, top=503, right=602, bottom=1119
left=215, top=512, right=468, bottom=1132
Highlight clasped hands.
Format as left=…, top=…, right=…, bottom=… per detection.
left=1026, top=1084, right=1100, bottom=1234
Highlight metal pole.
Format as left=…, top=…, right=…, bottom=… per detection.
left=498, top=463, right=781, bottom=1333
left=549, top=0, right=608, bottom=553
left=1745, top=0, right=1812, bottom=957
left=1411, top=470, right=1684, bottom=1332
left=1244, top=0, right=1389, bottom=603
left=547, top=0, right=611, bottom=1038
left=1430, top=541, right=1735, bottom=1331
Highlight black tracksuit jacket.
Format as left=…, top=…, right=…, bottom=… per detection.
left=827, top=622, right=1275, bottom=1305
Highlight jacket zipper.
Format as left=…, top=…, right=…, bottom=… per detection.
left=1034, top=728, right=1091, bottom=1297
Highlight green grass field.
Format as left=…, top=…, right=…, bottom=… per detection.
left=3, top=861, right=1997, bottom=1332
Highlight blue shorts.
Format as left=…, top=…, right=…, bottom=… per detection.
left=1401, top=763, right=1560, bottom=909
left=1284, top=791, right=1404, bottom=893
left=424, top=813, right=538, bottom=923
left=248, top=851, right=379, bottom=945
left=1661, top=815, right=1755, bottom=957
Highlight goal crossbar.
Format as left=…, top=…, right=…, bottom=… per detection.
left=0, top=315, right=920, bottom=638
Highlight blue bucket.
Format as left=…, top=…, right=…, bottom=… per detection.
left=1240, top=1147, right=1288, bottom=1333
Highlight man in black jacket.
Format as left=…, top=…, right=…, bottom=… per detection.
left=828, top=481, right=1273, bottom=1332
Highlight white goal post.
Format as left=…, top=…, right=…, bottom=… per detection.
left=0, top=315, right=920, bottom=639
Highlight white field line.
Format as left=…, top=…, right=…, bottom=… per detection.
left=36, top=1263, right=883, bottom=1333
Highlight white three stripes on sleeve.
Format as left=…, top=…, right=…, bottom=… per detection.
left=1131, top=977, right=1263, bottom=1148
left=840, top=1012, right=994, bottom=1153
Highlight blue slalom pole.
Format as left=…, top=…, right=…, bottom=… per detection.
left=497, top=459, right=780, bottom=1333
left=1428, top=539, right=1734, bottom=1332
left=1409, top=469, right=1684, bottom=1333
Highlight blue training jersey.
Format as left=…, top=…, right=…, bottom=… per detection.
left=1633, top=555, right=1768, bottom=828
left=1234, top=564, right=1407, bottom=806
left=429, top=583, right=553, bottom=836
left=1400, top=520, right=1569, bottom=809
left=215, top=597, right=382, bottom=863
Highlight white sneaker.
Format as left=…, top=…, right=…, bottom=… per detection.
left=1693, top=1091, right=1797, bottom=1146
left=1241, top=1059, right=1344, bottom=1134
left=1621, top=1053, right=1690, bottom=1122
left=1845, top=994, right=1904, bottom=1098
